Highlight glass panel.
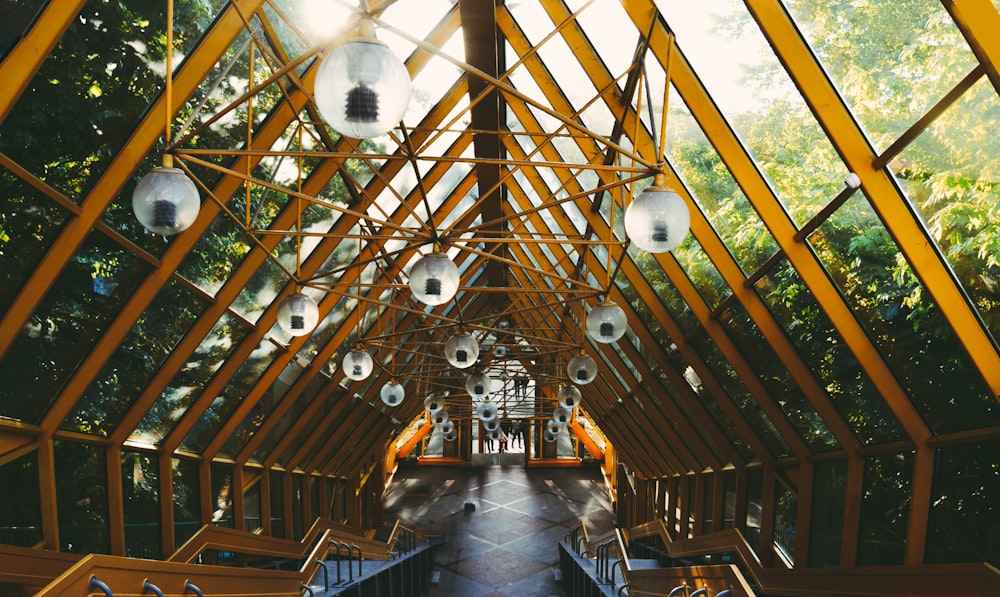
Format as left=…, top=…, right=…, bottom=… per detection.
left=718, top=303, right=837, bottom=452
left=656, top=0, right=845, bottom=228
left=253, top=374, right=327, bottom=463
left=623, top=251, right=700, bottom=336
left=0, top=172, right=71, bottom=314
left=859, top=452, right=912, bottom=566
left=665, top=89, right=781, bottom=273
left=784, top=0, right=979, bottom=154
left=173, top=457, right=201, bottom=548
left=745, top=468, right=763, bottom=555
left=723, top=471, right=736, bottom=530
left=55, top=441, right=109, bottom=554
left=0, top=450, right=42, bottom=547
left=270, top=470, right=285, bottom=538
left=176, top=210, right=254, bottom=297
left=211, top=463, right=234, bottom=528
left=65, top=279, right=207, bottom=436
left=702, top=475, right=715, bottom=534
left=0, top=231, right=149, bottom=423
left=671, top=235, right=733, bottom=311
left=811, top=194, right=1000, bottom=434
left=132, top=313, right=252, bottom=445
left=755, top=259, right=905, bottom=444
left=690, top=334, right=792, bottom=459
left=244, top=480, right=261, bottom=532
left=180, top=339, right=280, bottom=453
left=122, top=451, right=161, bottom=559
left=926, top=440, right=1000, bottom=567
left=893, top=77, right=1000, bottom=352
left=773, top=481, right=797, bottom=565
left=809, top=459, right=846, bottom=566
left=292, top=474, right=304, bottom=540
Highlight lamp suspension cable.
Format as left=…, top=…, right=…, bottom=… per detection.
left=164, top=0, right=174, bottom=151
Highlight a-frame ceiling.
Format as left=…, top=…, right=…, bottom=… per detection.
left=1, top=0, right=999, bottom=493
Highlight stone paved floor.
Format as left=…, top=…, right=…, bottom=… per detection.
left=383, top=458, right=615, bottom=597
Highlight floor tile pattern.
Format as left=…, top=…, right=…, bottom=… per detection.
left=384, top=461, right=614, bottom=596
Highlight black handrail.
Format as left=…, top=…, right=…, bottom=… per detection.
left=300, top=584, right=314, bottom=597
left=618, top=584, right=630, bottom=597
left=184, top=580, right=204, bottom=596
left=88, top=575, right=113, bottom=597
left=668, top=584, right=688, bottom=597
left=331, top=540, right=344, bottom=584
left=690, top=588, right=708, bottom=597
left=717, top=588, right=733, bottom=597
left=610, top=559, right=624, bottom=589
left=142, top=579, right=164, bottom=597
left=315, top=559, right=330, bottom=590
left=350, top=543, right=363, bottom=578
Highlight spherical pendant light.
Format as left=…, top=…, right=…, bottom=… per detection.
left=313, top=20, right=411, bottom=139
left=132, top=157, right=201, bottom=236
left=557, top=385, right=582, bottom=409
left=438, top=419, right=455, bottom=435
left=443, top=429, right=458, bottom=442
left=487, top=428, right=501, bottom=441
left=543, top=429, right=559, bottom=443
left=476, top=400, right=499, bottom=422
left=567, top=351, right=598, bottom=385
left=552, top=406, right=572, bottom=425
left=546, top=419, right=564, bottom=434
left=277, top=292, right=320, bottom=336
left=408, top=251, right=460, bottom=306
left=483, top=419, right=500, bottom=432
left=380, top=380, right=404, bottom=407
left=586, top=301, right=627, bottom=343
left=342, top=346, right=374, bottom=381
left=624, top=175, right=690, bottom=253
left=423, top=394, right=444, bottom=413
left=466, top=371, right=492, bottom=400
left=431, top=409, right=449, bottom=427
left=445, top=332, right=479, bottom=369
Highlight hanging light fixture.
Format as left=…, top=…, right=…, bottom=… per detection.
left=483, top=418, right=501, bottom=433
left=380, top=379, right=404, bottom=407
left=486, top=428, right=501, bottom=442
left=546, top=419, right=564, bottom=434
left=431, top=409, right=450, bottom=427
left=133, top=0, right=200, bottom=235
left=586, top=300, right=627, bottom=343
left=476, top=399, right=499, bottom=422
left=624, top=174, right=690, bottom=253
left=445, top=331, right=479, bottom=369
left=567, top=350, right=598, bottom=385
left=443, top=428, right=458, bottom=442
left=313, top=15, right=411, bottom=139
left=544, top=429, right=559, bottom=443
left=552, top=406, right=571, bottom=425
left=423, top=394, right=444, bottom=413
left=342, top=345, right=374, bottom=381
left=277, top=292, right=320, bottom=336
left=438, top=419, right=455, bottom=435
left=466, top=371, right=492, bottom=400
left=557, top=385, right=581, bottom=409
left=408, top=248, right=460, bottom=306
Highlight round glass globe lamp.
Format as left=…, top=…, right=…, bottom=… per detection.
left=543, top=429, right=559, bottom=443
left=487, top=428, right=501, bottom=441
left=476, top=400, right=499, bottom=422
left=132, top=158, right=201, bottom=236
left=277, top=292, right=320, bottom=336
left=313, top=23, right=411, bottom=139
left=557, top=385, right=581, bottom=409
left=587, top=301, right=627, bottom=343
left=423, top=394, right=444, bottom=413
left=380, top=380, right=404, bottom=407
left=408, top=251, right=460, bottom=306
left=567, top=351, right=598, bottom=385
left=444, top=332, right=479, bottom=369
left=443, top=429, right=458, bottom=442
left=552, top=406, right=572, bottom=425
left=546, top=419, right=564, bottom=434
left=342, top=347, right=373, bottom=381
left=483, top=419, right=500, bottom=432
left=466, top=371, right=492, bottom=400
left=431, top=409, right=449, bottom=427
left=438, top=419, right=455, bottom=435
left=624, top=181, right=690, bottom=253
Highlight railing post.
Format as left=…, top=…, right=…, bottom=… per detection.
left=142, top=580, right=164, bottom=597
left=351, top=544, right=363, bottom=577
left=716, top=589, right=733, bottom=597
left=690, top=588, right=708, bottom=597
left=315, top=560, right=330, bottom=590
left=183, top=580, right=204, bottom=596
left=668, top=584, right=688, bottom=597
left=332, top=540, right=343, bottom=584
left=300, top=584, right=315, bottom=597
left=88, top=575, right=113, bottom=597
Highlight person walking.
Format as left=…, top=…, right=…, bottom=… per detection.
left=499, top=431, right=508, bottom=453
left=510, top=420, right=523, bottom=449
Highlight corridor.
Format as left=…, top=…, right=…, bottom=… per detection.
left=383, top=460, right=615, bottom=596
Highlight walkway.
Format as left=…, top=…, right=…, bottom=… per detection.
left=383, top=459, right=615, bottom=597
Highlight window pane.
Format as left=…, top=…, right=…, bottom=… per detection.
left=809, top=459, right=846, bottom=566
left=173, top=457, right=201, bottom=548
left=55, top=441, right=109, bottom=554
left=122, top=451, right=161, bottom=559
left=0, top=450, right=42, bottom=547
left=859, top=452, right=912, bottom=566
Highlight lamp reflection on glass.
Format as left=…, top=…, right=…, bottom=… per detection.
left=431, top=409, right=449, bottom=427
left=277, top=292, right=320, bottom=336
left=483, top=419, right=500, bottom=432
left=313, top=17, right=411, bottom=139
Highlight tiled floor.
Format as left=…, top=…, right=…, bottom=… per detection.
left=383, top=458, right=615, bottom=597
